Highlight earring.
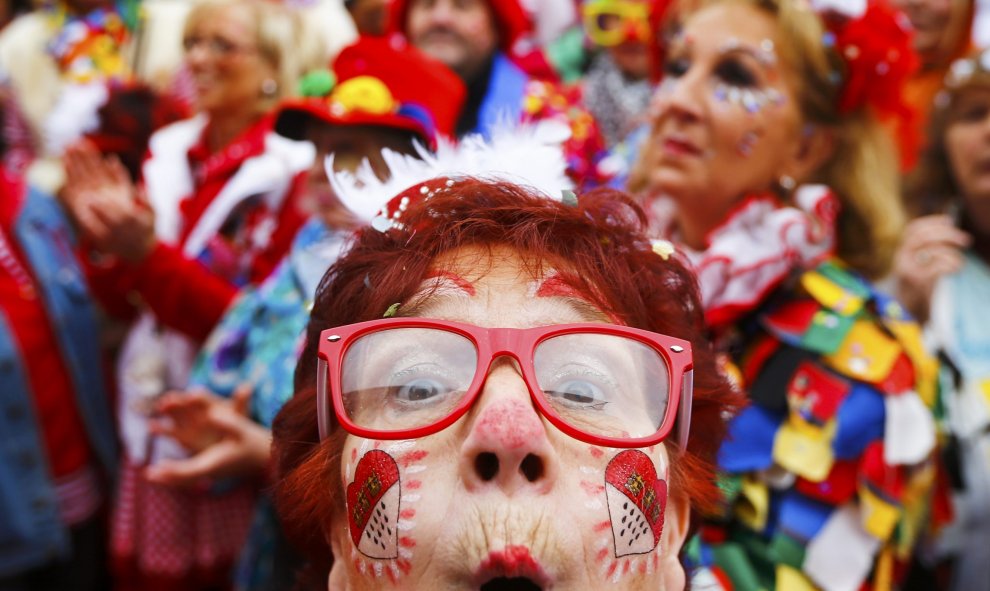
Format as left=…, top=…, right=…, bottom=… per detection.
left=778, top=175, right=796, bottom=192
left=261, top=78, right=278, bottom=97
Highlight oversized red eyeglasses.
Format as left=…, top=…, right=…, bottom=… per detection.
left=317, top=318, right=694, bottom=449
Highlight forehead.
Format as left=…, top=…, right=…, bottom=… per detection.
left=185, top=3, right=253, bottom=37
left=681, top=2, right=780, bottom=49
left=406, top=246, right=611, bottom=327
left=409, top=0, right=494, bottom=16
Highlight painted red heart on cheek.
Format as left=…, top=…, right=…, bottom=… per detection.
left=604, top=449, right=667, bottom=557
left=346, top=449, right=401, bottom=559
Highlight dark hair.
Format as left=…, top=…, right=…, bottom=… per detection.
left=85, top=84, right=187, bottom=181
left=272, top=179, right=742, bottom=575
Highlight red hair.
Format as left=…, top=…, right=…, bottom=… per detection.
left=272, top=179, right=741, bottom=577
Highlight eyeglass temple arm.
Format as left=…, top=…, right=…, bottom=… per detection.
left=317, top=358, right=330, bottom=440
left=677, top=369, right=694, bottom=450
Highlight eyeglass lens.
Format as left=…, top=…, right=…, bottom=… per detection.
left=340, top=328, right=670, bottom=440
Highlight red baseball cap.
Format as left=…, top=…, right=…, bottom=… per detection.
left=386, top=0, right=533, bottom=56
left=275, top=37, right=466, bottom=147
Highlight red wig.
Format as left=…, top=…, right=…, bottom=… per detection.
left=272, top=179, right=741, bottom=577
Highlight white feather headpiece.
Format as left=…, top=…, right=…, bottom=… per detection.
left=327, top=118, right=575, bottom=232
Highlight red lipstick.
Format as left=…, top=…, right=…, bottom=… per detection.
left=474, top=546, right=551, bottom=590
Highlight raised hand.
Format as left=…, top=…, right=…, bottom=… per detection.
left=892, top=214, right=971, bottom=323
left=144, top=385, right=272, bottom=488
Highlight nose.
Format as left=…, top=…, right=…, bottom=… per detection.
left=654, top=72, right=704, bottom=123
left=458, top=367, right=558, bottom=495
left=426, top=0, right=456, bottom=25
left=184, top=41, right=210, bottom=69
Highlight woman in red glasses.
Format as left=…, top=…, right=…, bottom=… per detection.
left=270, top=178, right=741, bottom=590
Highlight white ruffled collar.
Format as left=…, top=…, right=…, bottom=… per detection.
left=652, top=186, right=840, bottom=331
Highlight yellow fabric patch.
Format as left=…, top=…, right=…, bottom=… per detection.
left=824, top=321, right=901, bottom=384
left=887, top=320, right=938, bottom=405
left=980, top=378, right=990, bottom=410
left=859, top=485, right=901, bottom=540
left=801, top=271, right=865, bottom=316
left=772, top=419, right=835, bottom=482
left=776, top=564, right=817, bottom=591
left=735, top=476, right=770, bottom=531
left=873, top=547, right=894, bottom=591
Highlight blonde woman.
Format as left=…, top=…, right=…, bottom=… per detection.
left=60, top=0, right=324, bottom=588
left=632, top=0, right=942, bottom=588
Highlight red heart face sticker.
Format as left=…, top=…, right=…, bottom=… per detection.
left=346, top=449, right=401, bottom=559
left=604, top=450, right=667, bottom=557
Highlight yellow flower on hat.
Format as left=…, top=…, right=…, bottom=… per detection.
left=328, top=76, right=397, bottom=116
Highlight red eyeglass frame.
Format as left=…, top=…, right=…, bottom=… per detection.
left=316, top=318, right=694, bottom=449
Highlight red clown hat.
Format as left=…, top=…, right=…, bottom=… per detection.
left=275, top=37, right=466, bottom=148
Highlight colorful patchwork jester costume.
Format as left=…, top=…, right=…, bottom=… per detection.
left=678, top=190, right=949, bottom=591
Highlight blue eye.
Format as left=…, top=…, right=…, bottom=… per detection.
left=546, top=380, right=609, bottom=410
left=391, top=378, right=450, bottom=404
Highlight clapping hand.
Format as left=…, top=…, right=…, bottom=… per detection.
left=61, top=140, right=157, bottom=264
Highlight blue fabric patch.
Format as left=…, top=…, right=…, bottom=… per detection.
left=832, top=382, right=885, bottom=460
left=775, top=491, right=833, bottom=543
left=718, top=405, right=784, bottom=473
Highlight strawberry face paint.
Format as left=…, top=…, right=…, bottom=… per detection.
left=605, top=450, right=667, bottom=557
left=344, top=441, right=428, bottom=581
left=347, top=450, right=402, bottom=559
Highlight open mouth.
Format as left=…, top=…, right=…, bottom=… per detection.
left=474, top=546, right=551, bottom=591
left=479, top=577, right=543, bottom=591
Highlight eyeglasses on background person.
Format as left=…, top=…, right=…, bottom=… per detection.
left=316, top=318, right=694, bottom=449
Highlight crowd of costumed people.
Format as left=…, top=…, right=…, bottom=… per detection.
left=2, top=0, right=990, bottom=590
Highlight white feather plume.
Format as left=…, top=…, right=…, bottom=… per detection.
left=327, top=118, right=575, bottom=224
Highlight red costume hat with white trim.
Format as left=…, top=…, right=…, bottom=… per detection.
left=275, top=37, right=466, bottom=148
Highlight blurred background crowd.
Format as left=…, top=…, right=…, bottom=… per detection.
left=2, top=0, right=990, bottom=589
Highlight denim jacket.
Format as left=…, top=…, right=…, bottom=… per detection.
left=0, top=187, right=117, bottom=576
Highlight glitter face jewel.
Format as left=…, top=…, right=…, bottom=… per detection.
left=713, top=84, right=784, bottom=114
left=737, top=130, right=761, bottom=157
left=719, top=37, right=779, bottom=67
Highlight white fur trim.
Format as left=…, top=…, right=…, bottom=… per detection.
left=328, top=119, right=574, bottom=223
